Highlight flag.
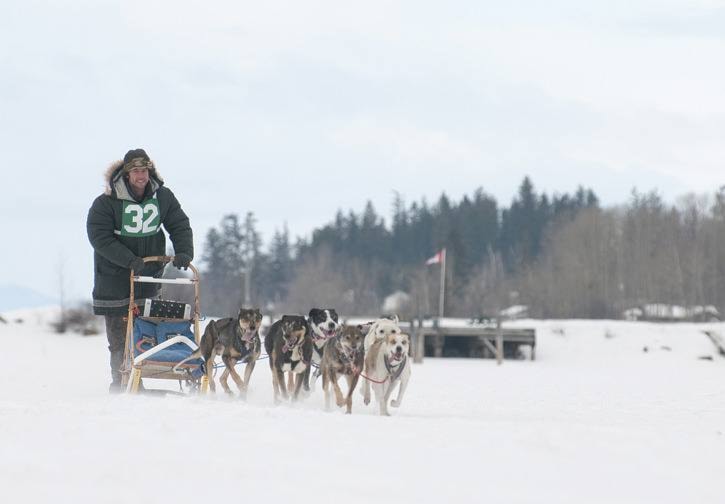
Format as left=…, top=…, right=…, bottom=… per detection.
left=425, top=250, right=444, bottom=265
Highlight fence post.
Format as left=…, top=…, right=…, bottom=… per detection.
left=413, top=318, right=425, bottom=363
left=496, top=316, right=503, bottom=365
left=432, top=317, right=445, bottom=357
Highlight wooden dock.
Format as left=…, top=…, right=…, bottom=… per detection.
left=404, top=319, right=536, bottom=364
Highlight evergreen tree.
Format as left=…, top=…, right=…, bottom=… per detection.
left=201, top=214, right=245, bottom=315
left=241, top=212, right=263, bottom=305
left=359, top=201, right=390, bottom=262
left=500, top=176, right=541, bottom=270
left=264, top=225, right=293, bottom=304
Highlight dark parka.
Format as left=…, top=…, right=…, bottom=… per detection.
left=87, top=160, right=193, bottom=315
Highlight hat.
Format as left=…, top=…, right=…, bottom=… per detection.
left=123, top=148, right=151, bottom=173
left=124, top=148, right=149, bottom=164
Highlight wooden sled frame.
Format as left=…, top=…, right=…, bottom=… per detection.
left=120, top=255, right=210, bottom=394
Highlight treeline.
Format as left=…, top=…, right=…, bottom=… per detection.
left=197, top=177, right=592, bottom=317
left=523, top=190, right=725, bottom=318
left=194, top=177, right=725, bottom=320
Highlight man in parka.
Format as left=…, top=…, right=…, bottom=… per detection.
left=87, top=148, right=194, bottom=392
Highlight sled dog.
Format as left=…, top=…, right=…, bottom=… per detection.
left=320, top=324, right=364, bottom=414
left=363, top=328, right=411, bottom=416
left=363, top=316, right=410, bottom=416
left=174, top=308, right=262, bottom=396
left=265, top=315, right=312, bottom=402
left=361, top=315, right=403, bottom=405
left=305, top=308, right=340, bottom=391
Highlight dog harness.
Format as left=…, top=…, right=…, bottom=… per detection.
left=384, top=354, right=407, bottom=383
left=335, top=340, right=362, bottom=375
left=312, top=342, right=325, bottom=361
left=232, top=324, right=258, bottom=357
left=282, top=336, right=303, bottom=354
left=280, top=338, right=310, bottom=370
left=312, top=327, right=337, bottom=361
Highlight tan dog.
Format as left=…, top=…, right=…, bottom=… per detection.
left=361, top=315, right=403, bottom=406
left=363, top=330, right=411, bottom=416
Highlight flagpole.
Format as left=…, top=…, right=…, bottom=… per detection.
left=438, top=248, right=446, bottom=318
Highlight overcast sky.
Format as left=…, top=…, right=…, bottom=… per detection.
left=1, top=0, right=724, bottom=302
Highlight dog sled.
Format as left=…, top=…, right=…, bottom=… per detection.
left=120, top=255, right=210, bottom=394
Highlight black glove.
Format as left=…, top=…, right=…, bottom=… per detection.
left=173, top=253, right=192, bottom=270
left=129, top=257, right=145, bottom=274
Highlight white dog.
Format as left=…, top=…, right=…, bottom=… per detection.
left=362, top=316, right=411, bottom=415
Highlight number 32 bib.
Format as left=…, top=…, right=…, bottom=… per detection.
left=121, top=197, right=160, bottom=237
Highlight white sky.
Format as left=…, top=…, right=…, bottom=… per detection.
left=1, top=0, right=724, bottom=301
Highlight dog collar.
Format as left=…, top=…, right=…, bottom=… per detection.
left=338, top=344, right=362, bottom=375
left=313, top=328, right=337, bottom=341
left=235, top=325, right=257, bottom=352
left=336, top=340, right=360, bottom=361
left=384, top=354, right=407, bottom=382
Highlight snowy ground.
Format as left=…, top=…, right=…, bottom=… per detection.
left=1, top=309, right=724, bottom=503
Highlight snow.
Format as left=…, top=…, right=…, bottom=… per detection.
left=499, top=304, right=529, bottom=319
left=623, top=304, right=721, bottom=322
left=1, top=308, right=725, bottom=503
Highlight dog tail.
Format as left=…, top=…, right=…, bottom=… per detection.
left=172, top=348, right=203, bottom=374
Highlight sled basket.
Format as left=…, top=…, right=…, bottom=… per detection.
left=131, top=318, right=204, bottom=378
left=121, top=255, right=206, bottom=393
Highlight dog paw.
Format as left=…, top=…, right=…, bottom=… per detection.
left=363, top=395, right=370, bottom=405
left=390, top=399, right=402, bottom=408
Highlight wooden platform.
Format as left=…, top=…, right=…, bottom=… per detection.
left=405, top=320, right=536, bottom=363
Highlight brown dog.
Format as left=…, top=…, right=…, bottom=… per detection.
left=174, top=308, right=262, bottom=396
left=321, top=325, right=364, bottom=414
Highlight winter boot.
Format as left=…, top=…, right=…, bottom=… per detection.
left=108, top=349, right=124, bottom=393
left=105, top=315, right=127, bottom=394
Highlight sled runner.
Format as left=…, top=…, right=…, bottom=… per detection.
left=120, top=255, right=209, bottom=394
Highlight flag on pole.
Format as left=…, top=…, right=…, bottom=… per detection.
left=425, top=250, right=444, bottom=265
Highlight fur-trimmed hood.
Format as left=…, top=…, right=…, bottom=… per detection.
left=104, top=159, right=164, bottom=200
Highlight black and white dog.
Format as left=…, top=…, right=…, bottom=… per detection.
left=304, top=308, right=341, bottom=391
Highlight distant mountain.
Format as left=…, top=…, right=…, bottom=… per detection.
left=0, top=285, right=57, bottom=312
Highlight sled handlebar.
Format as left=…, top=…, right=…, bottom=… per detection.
left=130, top=255, right=200, bottom=281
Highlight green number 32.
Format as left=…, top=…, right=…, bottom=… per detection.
left=122, top=199, right=160, bottom=237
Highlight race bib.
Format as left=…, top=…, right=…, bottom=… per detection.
left=121, top=198, right=160, bottom=237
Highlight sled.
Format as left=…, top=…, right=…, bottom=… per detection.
left=120, top=255, right=210, bottom=394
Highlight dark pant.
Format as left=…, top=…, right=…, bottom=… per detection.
left=104, top=315, right=127, bottom=386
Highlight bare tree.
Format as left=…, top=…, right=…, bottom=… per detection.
left=283, top=247, right=354, bottom=315
left=458, top=248, right=506, bottom=318
left=517, top=208, right=620, bottom=318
